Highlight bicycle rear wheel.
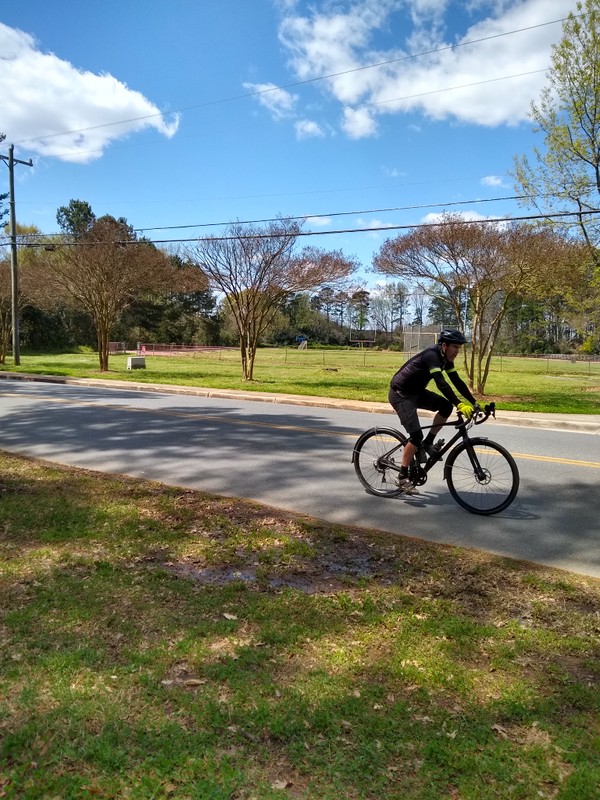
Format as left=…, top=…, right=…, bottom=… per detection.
left=353, top=427, right=407, bottom=497
left=445, top=437, right=519, bottom=515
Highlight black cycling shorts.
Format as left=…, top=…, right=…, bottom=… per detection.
left=388, top=387, right=453, bottom=435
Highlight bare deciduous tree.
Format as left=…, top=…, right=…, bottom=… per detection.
left=49, top=216, right=206, bottom=371
left=188, top=219, right=358, bottom=380
left=369, top=281, right=409, bottom=344
left=514, top=0, right=600, bottom=347
left=374, top=215, right=583, bottom=394
left=514, top=0, right=600, bottom=260
left=0, top=224, right=52, bottom=363
left=0, top=255, right=12, bottom=363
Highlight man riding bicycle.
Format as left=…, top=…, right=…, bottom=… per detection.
left=389, top=329, right=477, bottom=493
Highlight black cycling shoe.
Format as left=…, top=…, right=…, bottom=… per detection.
left=396, top=476, right=420, bottom=495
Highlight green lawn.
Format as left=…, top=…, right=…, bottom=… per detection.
left=2, top=348, right=600, bottom=414
left=0, top=452, right=599, bottom=799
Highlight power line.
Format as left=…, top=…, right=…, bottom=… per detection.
left=10, top=192, right=535, bottom=239
left=5, top=208, right=598, bottom=251
left=39, top=61, right=545, bottom=163
left=10, top=181, right=599, bottom=245
left=41, top=186, right=600, bottom=239
left=14, top=16, right=569, bottom=150
left=368, top=69, right=547, bottom=109
left=134, top=194, right=531, bottom=233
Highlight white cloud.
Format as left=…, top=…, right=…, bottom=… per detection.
left=295, top=119, right=325, bottom=138
left=355, top=217, right=391, bottom=230
left=273, top=0, right=299, bottom=10
left=355, top=217, right=393, bottom=238
left=342, top=107, right=378, bottom=139
left=421, top=210, right=512, bottom=229
left=0, top=23, right=179, bottom=164
left=275, top=0, right=579, bottom=137
left=421, top=210, right=489, bottom=224
left=244, top=83, right=330, bottom=141
left=279, top=0, right=399, bottom=105
left=481, top=175, right=504, bottom=187
left=305, top=215, right=331, bottom=226
left=244, top=82, right=331, bottom=140
left=243, top=82, right=298, bottom=120
left=382, top=166, right=405, bottom=178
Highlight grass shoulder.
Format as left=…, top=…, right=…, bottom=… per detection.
left=2, top=349, right=600, bottom=414
left=0, top=452, right=599, bottom=798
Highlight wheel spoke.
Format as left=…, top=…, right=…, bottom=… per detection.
left=353, top=428, right=406, bottom=497
left=446, top=440, right=519, bottom=515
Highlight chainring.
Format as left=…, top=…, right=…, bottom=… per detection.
left=410, top=464, right=428, bottom=486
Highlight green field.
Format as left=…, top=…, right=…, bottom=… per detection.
left=3, top=348, right=600, bottom=414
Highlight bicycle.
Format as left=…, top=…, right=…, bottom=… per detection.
left=352, top=403, right=519, bottom=516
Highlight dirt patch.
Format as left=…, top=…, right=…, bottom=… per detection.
left=162, top=532, right=400, bottom=595
left=166, top=562, right=349, bottom=594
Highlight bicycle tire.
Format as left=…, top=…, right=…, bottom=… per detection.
left=353, top=427, right=407, bottom=497
left=445, top=437, right=519, bottom=515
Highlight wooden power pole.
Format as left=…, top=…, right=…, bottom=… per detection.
left=1, top=145, right=33, bottom=365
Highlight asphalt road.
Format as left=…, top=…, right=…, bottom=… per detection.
left=0, top=380, right=598, bottom=578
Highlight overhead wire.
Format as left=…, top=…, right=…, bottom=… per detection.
left=4, top=208, right=598, bottom=250
left=21, top=183, right=599, bottom=240
left=23, top=192, right=530, bottom=238
left=13, top=15, right=570, bottom=153
left=3, top=11, right=583, bottom=251
left=367, top=69, right=548, bottom=109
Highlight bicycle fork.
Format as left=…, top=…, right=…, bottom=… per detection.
left=462, top=440, right=488, bottom=482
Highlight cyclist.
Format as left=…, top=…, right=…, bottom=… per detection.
left=388, top=329, right=477, bottom=493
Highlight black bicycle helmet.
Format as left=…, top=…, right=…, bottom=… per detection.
left=438, top=329, right=468, bottom=345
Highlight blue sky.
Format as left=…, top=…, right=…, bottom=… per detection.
left=0, top=0, right=578, bottom=287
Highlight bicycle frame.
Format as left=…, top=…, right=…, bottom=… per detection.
left=352, top=402, right=519, bottom=514
left=416, top=407, right=493, bottom=480
left=364, top=404, right=495, bottom=482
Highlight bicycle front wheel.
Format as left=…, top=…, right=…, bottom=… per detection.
left=353, top=427, right=407, bottom=497
left=445, top=437, right=519, bottom=515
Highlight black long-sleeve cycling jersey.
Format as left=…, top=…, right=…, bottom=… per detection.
left=390, top=344, right=476, bottom=407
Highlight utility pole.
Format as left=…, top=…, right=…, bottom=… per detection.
left=1, top=145, right=33, bottom=366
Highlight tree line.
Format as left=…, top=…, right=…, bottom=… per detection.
left=1, top=1, right=599, bottom=393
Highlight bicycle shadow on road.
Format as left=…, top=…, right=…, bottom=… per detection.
left=397, top=492, right=540, bottom=521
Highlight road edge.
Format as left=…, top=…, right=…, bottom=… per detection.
left=1, top=370, right=598, bottom=434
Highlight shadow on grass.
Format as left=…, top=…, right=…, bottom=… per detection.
left=0, top=451, right=599, bottom=798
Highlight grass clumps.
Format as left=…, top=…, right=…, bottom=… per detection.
left=0, top=452, right=599, bottom=799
